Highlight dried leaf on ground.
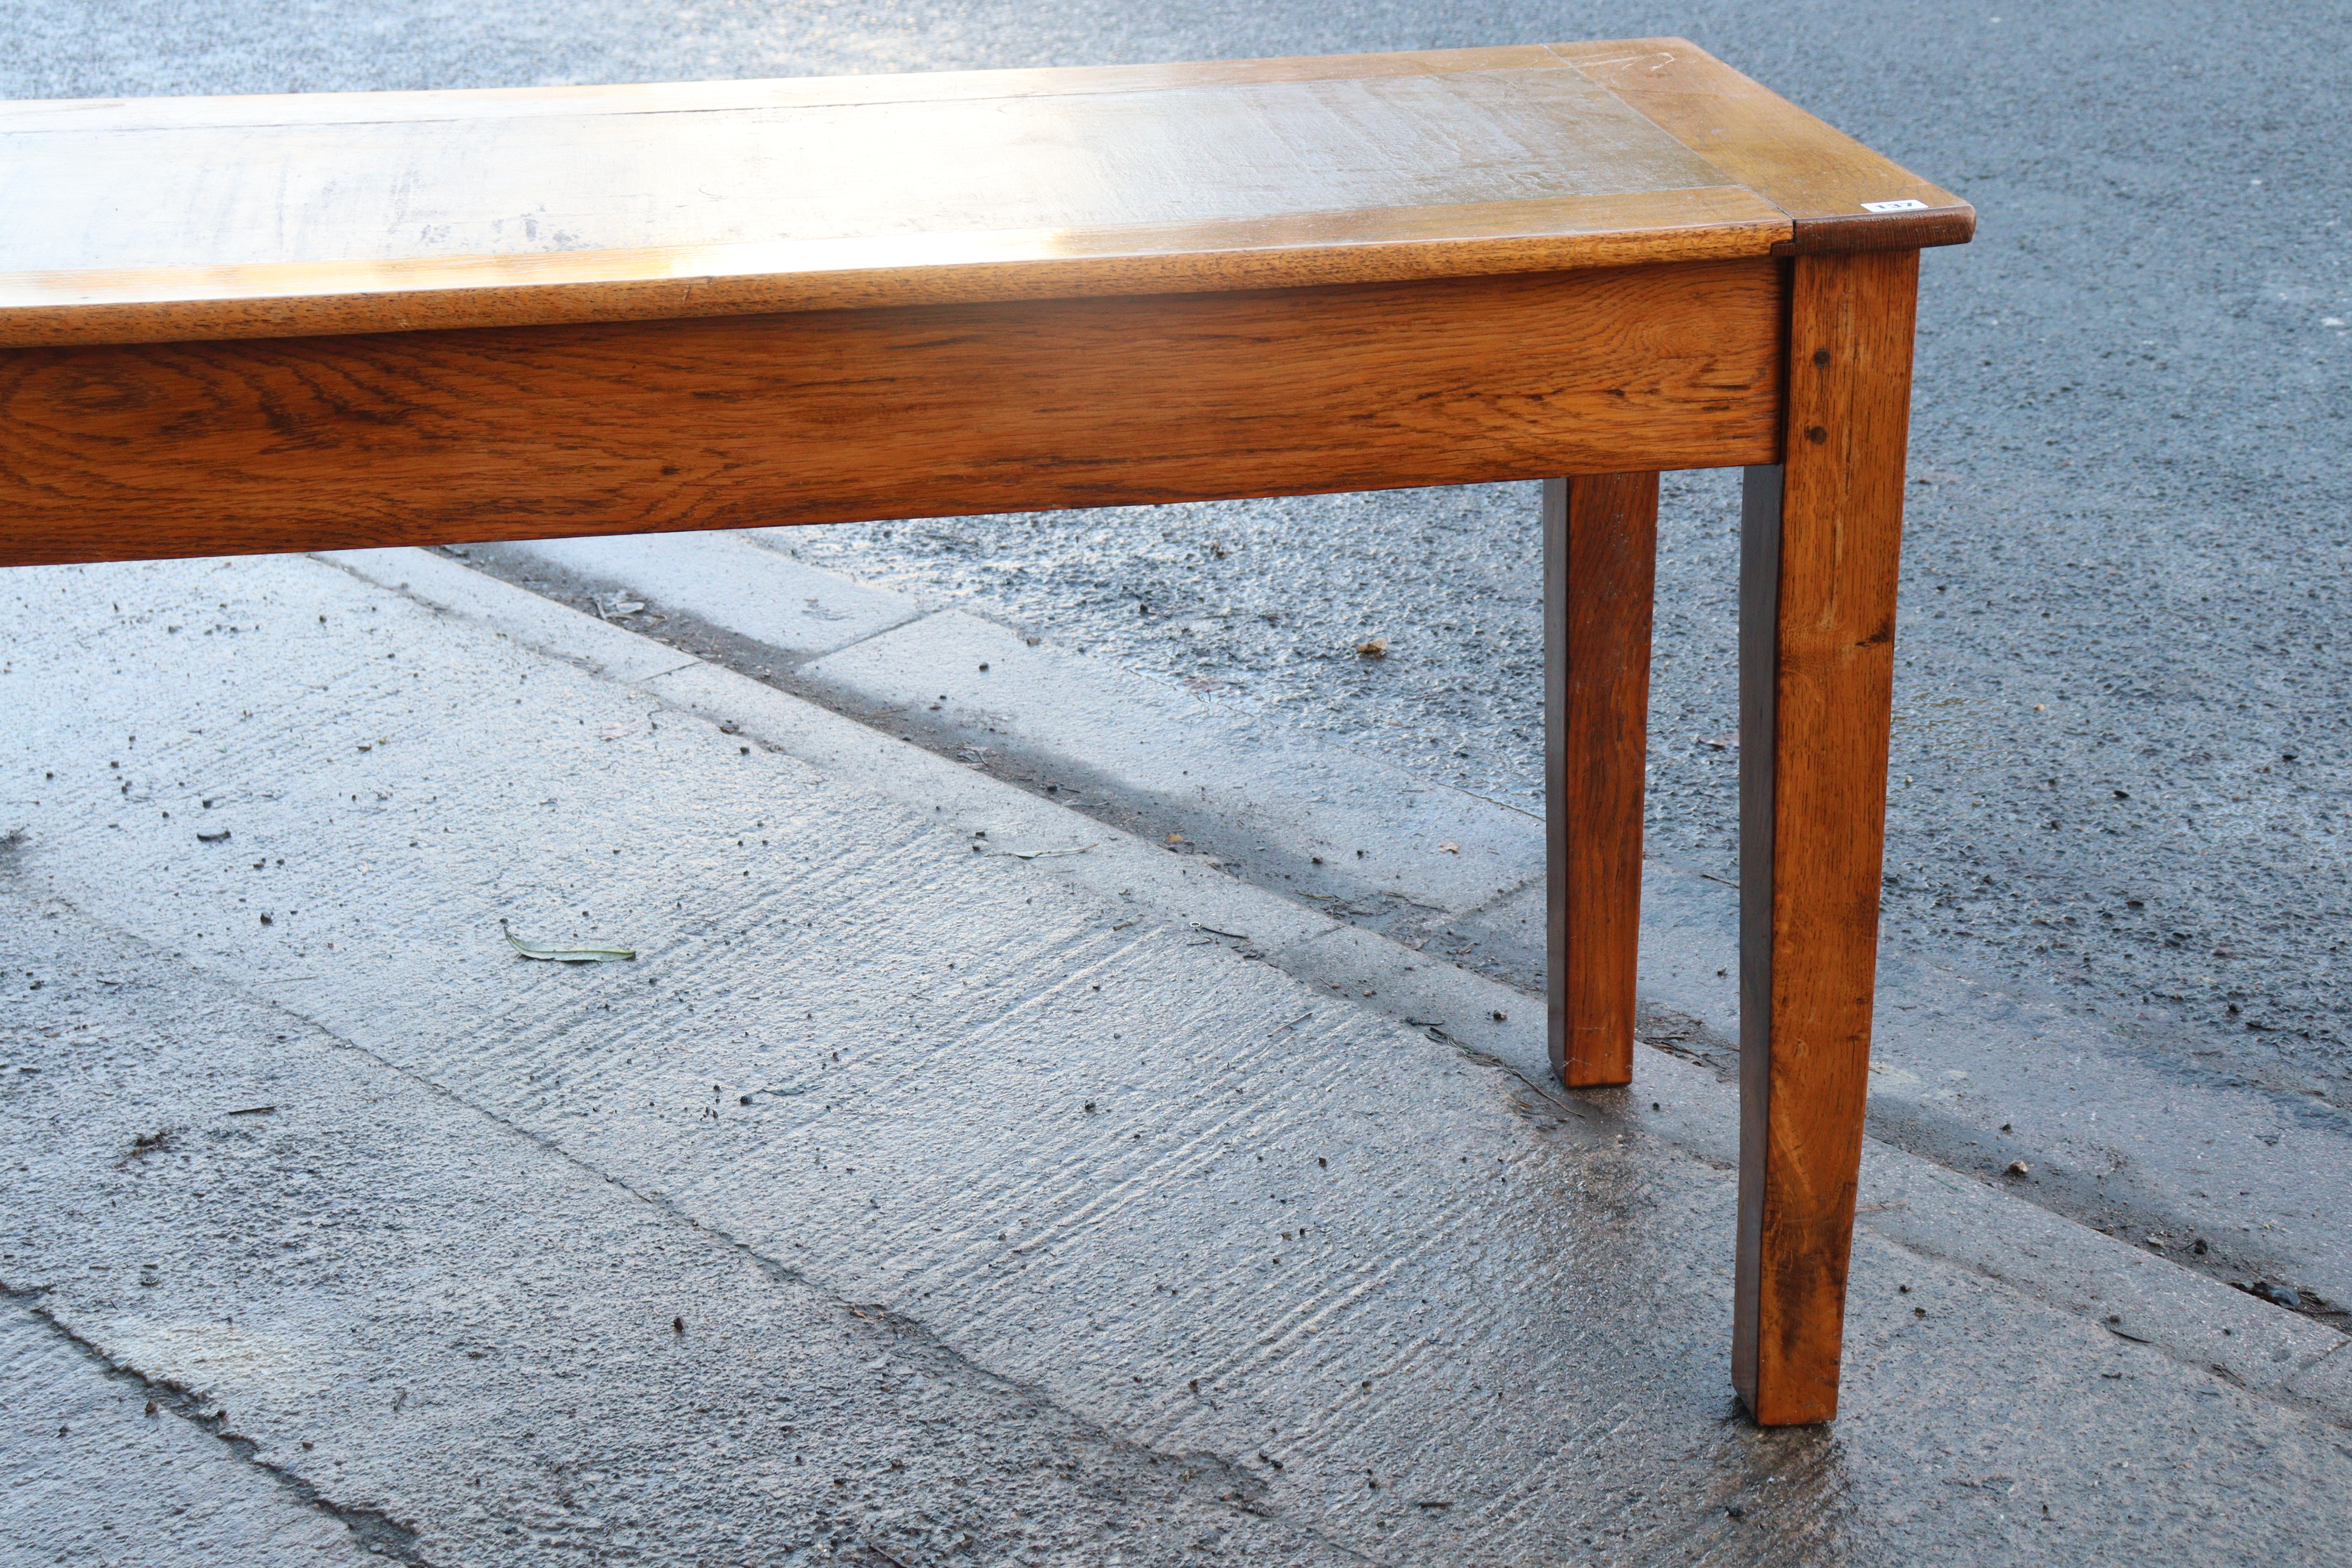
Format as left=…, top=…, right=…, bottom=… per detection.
left=504, top=926, right=636, bottom=963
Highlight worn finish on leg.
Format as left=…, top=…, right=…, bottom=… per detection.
left=1545, top=471, right=1660, bottom=1089
left=1732, top=248, right=1919, bottom=1425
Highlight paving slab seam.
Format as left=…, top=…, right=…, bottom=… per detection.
left=4, top=877, right=1387, bottom=1564
left=0, top=1281, right=436, bottom=1565
left=316, top=544, right=2352, bottom=1433
left=1830, top=1211, right=2352, bottom=1436
left=1, top=888, right=1395, bottom=1564
left=450, top=536, right=1533, bottom=920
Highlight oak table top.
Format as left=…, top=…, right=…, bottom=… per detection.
left=0, top=40, right=1969, bottom=348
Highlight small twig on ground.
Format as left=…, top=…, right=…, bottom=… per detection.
left=1004, top=842, right=1099, bottom=860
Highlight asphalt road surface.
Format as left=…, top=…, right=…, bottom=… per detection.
left=9, top=0, right=2350, bottom=1109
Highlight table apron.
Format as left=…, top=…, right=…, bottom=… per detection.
left=1, top=258, right=1785, bottom=567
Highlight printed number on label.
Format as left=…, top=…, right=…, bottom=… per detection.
left=1861, top=198, right=1930, bottom=213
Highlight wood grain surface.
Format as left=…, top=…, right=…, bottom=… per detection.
left=1731, top=248, right=1918, bottom=1426
left=6, top=57, right=1729, bottom=272
left=1, top=45, right=1791, bottom=348
left=0, top=188, right=1791, bottom=350
left=1546, top=471, right=1660, bottom=1089
left=0, top=259, right=1785, bottom=567
left=0, top=39, right=1978, bottom=348
left=1556, top=40, right=1974, bottom=254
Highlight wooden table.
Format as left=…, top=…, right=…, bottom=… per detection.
left=0, top=40, right=1971, bottom=1423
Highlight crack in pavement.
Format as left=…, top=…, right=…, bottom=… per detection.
left=0, top=886, right=1377, bottom=1564
left=1, top=1283, right=435, bottom=1564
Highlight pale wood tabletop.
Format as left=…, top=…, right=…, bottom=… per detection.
left=0, top=41, right=1968, bottom=347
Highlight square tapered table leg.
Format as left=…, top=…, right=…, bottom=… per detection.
left=1733, top=248, right=1920, bottom=1425
left=1546, top=470, right=1661, bottom=1089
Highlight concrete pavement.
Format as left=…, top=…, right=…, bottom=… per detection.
left=6, top=553, right=2352, bottom=1564
left=463, top=530, right=2352, bottom=1340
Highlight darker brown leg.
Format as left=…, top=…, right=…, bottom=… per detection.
left=1545, top=471, right=1660, bottom=1089
left=1732, top=249, right=1919, bottom=1425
